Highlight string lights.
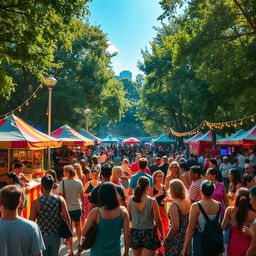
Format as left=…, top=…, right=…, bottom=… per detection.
left=0, top=83, right=44, bottom=119
left=169, top=113, right=256, bottom=137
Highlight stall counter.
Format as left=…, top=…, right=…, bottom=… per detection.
left=23, top=180, right=41, bottom=219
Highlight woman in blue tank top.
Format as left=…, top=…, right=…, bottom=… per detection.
left=81, top=182, right=130, bottom=256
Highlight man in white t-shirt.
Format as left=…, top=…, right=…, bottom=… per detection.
left=237, top=152, right=246, bottom=169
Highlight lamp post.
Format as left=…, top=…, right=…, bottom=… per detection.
left=45, top=76, right=57, bottom=168
left=84, top=108, right=92, bottom=131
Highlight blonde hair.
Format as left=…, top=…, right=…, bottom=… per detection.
left=169, top=179, right=186, bottom=199
left=168, top=161, right=180, bottom=176
left=152, top=170, right=164, bottom=184
left=64, top=165, right=76, bottom=178
left=73, top=163, right=82, bottom=178
left=111, top=166, right=122, bottom=181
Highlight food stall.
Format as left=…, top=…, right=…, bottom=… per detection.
left=51, top=124, right=94, bottom=168
left=185, top=130, right=222, bottom=156
left=0, top=114, right=62, bottom=218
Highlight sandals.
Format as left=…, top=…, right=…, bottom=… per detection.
left=78, top=243, right=83, bottom=253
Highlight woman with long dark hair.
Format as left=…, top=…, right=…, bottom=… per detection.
left=222, top=188, right=256, bottom=255
left=128, top=176, right=163, bottom=256
left=82, top=182, right=130, bottom=256
left=227, top=169, right=243, bottom=205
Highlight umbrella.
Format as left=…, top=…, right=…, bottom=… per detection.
left=122, top=137, right=142, bottom=144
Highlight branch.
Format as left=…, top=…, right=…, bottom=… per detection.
left=232, top=0, right=256, bottom=35
left=211, top=32, right=254, bottom=41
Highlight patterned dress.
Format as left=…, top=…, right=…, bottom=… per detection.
left=37, top=195, right=60, bottom=236
left=164, top=202, right=191, bottom=256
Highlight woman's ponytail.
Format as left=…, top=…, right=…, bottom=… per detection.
left=133, top=176, right=149, bottom=203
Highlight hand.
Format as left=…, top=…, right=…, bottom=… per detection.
left=242, top=224, right=253, bottom=237
left=181, top=248, right=186, bottom=256
left=158, top=190, right=164, bottom=196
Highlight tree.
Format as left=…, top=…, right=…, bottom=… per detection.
left=0, top=0, right=89, bottom=98
left=0, top=21, right=129, bottom=132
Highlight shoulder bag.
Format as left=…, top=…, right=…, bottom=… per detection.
left=58, top=181, right=72, bottom=238
left=81, top=207, right=97, bottom=250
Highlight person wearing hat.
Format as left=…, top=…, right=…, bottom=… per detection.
left=220, top=156, right=232, bottom=191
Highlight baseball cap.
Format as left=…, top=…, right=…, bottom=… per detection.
left=223, top=156, right=228, bottom=160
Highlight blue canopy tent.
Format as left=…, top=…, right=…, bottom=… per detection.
left=78, top=128, right=101, bottom=143
left=101, top=135, right=119, bottom=143
left=153, top=134, right=176, bottom=143
left=216, top=129, right=245, bottom=145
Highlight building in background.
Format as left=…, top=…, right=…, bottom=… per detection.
left=119, top=70, right=132, bottom=80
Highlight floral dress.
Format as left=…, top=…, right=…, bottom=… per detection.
left=164, top=202, right=191, bottom=256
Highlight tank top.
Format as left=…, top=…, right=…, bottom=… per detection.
left=37, top=195, right=60, bottom=236
left=130, top=197, right=155, bottom=229
left=90, top=208, right=123, bottom=256
left=153, top=186, right=166, bottom=207
left=85, top=181, right=94, bottom=201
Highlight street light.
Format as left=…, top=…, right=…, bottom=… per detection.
left=84, top=108, right=92, bottom=131
left=45, top=75, right=57, bottom=168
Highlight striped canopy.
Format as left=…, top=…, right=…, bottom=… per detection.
left=217, top=129, right=245, bottom=145
left=193, top=130, right=223, bottom=142
left=184, top=132, right=203, bottom=143
left=78, top=128, right=101, bottom=143
left=51, top=125, right=94, bottom=146
left=0, top=114, right=61, bottom=150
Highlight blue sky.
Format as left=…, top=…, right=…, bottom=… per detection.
left=88, top=0, right=163, bottom=79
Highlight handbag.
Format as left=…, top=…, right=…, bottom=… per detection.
left=58, top=181, right=72, bottom=238
left=81, top=208, right=98, bottom=250
left=223, top=224, right=231, bottom=244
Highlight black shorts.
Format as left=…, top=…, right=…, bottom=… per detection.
left=68, top=209, right=82, bottom=222
left=130, top=227, right=161, bottom=251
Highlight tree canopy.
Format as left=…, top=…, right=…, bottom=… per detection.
left=137, top=0, right=256, bottom=135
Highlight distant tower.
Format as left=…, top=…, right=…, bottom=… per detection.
left=119, top=70, right=132, bottom=80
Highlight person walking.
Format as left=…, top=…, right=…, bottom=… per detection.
left=182, top=180, right=224, bottom=256
left=164, top=179, right=191, bottom=256
left=128, top=176, right=163, bottom=256
left=222, top=188, right=256, bottom=256
left=59, top=165, right=84, bottom=255
left=0, top=185, right=45, bottom=256
left=82, top=182, right=130, bottom=256
left=30, top=175, right=71, bottom=256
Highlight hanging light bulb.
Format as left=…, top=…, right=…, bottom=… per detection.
left=33, top=94, right=37, bottom=98
left=240, top=121, right=243, bottom=125
left=18, top=107, right=22, bottom=112
left=25, top=101, right=29, bottom=106
left=251, top=117, right=254, bottom=122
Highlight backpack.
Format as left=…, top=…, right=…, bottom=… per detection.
left=197, top=202, right=224, bottom=255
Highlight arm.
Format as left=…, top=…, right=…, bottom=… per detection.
left=148, top=186, right=153, bottom=197
left=60, top=196, right=71, bottom=228
left=246, top=223, right=256, bottom=256
left=181, top=203, right=199, bottom=256
left=80, top=192, right=84, bottom=207
left=83, top=181, right=91, bottom=197
left=29, top=199, right=40, bottom=221
left=121, top=207, right=130, bottom=256
left=166, top=203, right=179, bottom=239
left=20, top=173, right=30, bottom=184
left=151, top=199, right=164, bottom=238
left=81, top=208, right=97, bottom=236
left=221, top=207, right=231, bottom=230
left=223, top=189, right=229, bottom=208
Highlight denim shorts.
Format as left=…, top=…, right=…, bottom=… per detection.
left=68, top=209, right=82, bottom=222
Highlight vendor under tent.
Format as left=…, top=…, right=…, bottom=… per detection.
left=78, top=128, right=101, bottom=144
left=184, top=132, right=204, bottom=143
left=122, top=137, right=142, bottom=144
left=101, top=135, right=119, bottom=143
left=217, top=129, right=245, bottom=145
left=216, top=126, right=256, bottom=146
left=153, top=134, right=176, bottom=144
left=0, top=114, right=62, bottom=218
left=187, top=130, right=222, bottom=155
left=51, top=124, right=94, bottom=147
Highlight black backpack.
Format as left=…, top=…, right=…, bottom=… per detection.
left=197, top=202, right=224, bottom=255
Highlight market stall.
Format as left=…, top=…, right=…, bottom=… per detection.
left=0, top=114, right=62, bottom=218
left=51, top=124, right=94, bottom=167
left=78, top=128, right=101, bottom=144
left=216, top=126, right=256, bottom=147
left=153, top=134, right=177, bottom=144
left=186, top=130, right=222, bottom=155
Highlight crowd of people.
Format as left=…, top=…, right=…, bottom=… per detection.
left=1, top=149, right=256, bottom=256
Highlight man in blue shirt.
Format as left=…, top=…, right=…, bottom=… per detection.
left=129, top=157, right=153, bottom=196
left=0, top=185, right=45, bottom=256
